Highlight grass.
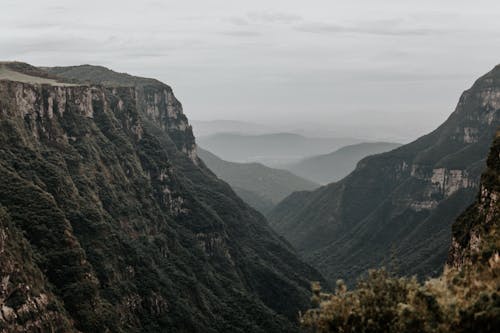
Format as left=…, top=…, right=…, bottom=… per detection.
left=0, top=63, right=78, bottom=86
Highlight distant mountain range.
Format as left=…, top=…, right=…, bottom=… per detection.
left=197, top=132, right=362, bottom=166
left=191, top=119, right=415, bottom=143
left=191, top=119, right=277, bottom=137
left=198, top=148, right=318, bottom=214
left=284, top=142, right=402, bottom=184
left=268, top=64, right=500, bottom=285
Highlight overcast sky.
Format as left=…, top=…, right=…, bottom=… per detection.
left=2, top=0, right=500, bottom=141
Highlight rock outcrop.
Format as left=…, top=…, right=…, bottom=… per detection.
left=269, top=64, right=500, bottom=285
left=448, top=131, right=500, bottom=268
left=0, top=62, right=324, bottom=332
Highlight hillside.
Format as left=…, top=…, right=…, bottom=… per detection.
left=269, top=64, right=500, bottom=285
left=197, top=132, right=361, bottom=166
left=286, top=142, right=402, bottom=184
left=301, top=132, right=500, bottom=333
left=197, top=147, right=318, bottom=214
left=0, top=62, right=324, bottom=332
left=448, top=131, right=500, bottom=268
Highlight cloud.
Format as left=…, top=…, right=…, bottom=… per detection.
left=225, top=17, right=250, bottom=26
left=246, top=11, right=302, bottom=24
left=226, top=11, right=302, bottom=27
left=295, top=19, right=439, bottom=36
left=219, top=30, right=262, bottom=37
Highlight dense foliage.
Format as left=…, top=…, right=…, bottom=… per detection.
left=301, top=260, right=499, bottom=333
left=269, top=64, right=500, bottom=285
left=197, top=147, right=318, bottom=214
left=301, top=133, right=500, bottom=333
left=0, top=64, right=324, bottom=332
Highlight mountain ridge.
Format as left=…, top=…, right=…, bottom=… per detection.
left=197, top=132, right=362, bottom=165
left=197, top=147, right=318, bottom=214
left=285, top=141, right=402, bottom=184
left=268, top=64, right=500, bottom=285
left=0, top=62, right=324, bottom=332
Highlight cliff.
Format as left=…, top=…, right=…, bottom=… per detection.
left=0, top=62, right=324, bottom=332
left=300, top=132, right=500, bottom=333
left=269, top=64, right=500, bottom=284
left=448, top=131, right=500, bottom=267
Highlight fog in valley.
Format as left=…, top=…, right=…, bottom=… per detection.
left=1, top=1, right=500, bottom=332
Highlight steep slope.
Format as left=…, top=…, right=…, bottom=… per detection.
left=0, top=206, right=76, bottom=332
left=301, top=133, right=500, bottom=333
left=0, top=62, right=324, bottom=332
left=197, top=132, right=361, bottom=166
left=286, top=142, right=402, bottom=184
left=197, top=147, right=318, bottom=214
left=448, top=131, right=500, bottom=268
left=269, top=64, right=500, bottom=284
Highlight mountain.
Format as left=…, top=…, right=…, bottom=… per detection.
left=0, top=62, right=324, bottom=332
left=448, top=130, right=500, bottom=268
left=197, top=132, right=362, bottom=166
left=197, top=147, right=318, bottom=214
left=191, top=119, right=277, bottom=137
left=268, top=64, right=500, bottom=285
left=300, top=135, right=500, bottom=332
left=285, top=142, right=402, bottom=184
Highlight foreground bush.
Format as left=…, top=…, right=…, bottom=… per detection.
left=301, top=254, right=500, bottom=333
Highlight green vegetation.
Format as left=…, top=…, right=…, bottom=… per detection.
left=0, top=63, right=324, bottom=332
left=301, top=261, right=500, bottom=333
left=301, top=132, right=500, bottom=333
left=0, top=62, right=77, bottom=86
left=0, top=206, right=75, bottom=331
left=268, top=64, right=500, bottom=285
left=197, top=147, right=318, bottom=214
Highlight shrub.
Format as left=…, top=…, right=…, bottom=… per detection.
left=301, top=254, right=500, bottom=333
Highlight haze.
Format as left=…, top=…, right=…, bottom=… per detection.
left=2, top=0, right=500, bottom=141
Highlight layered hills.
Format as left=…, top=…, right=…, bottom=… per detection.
left=269, top=65, right=500, bottom=284
left=285, top=142, right=402, bottom=184
left=197, top=132, right=361, bottom=166
left=197, top=147, right=318, bottom=214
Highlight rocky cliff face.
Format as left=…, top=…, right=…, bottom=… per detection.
left=0, top=207, right=75, bottom=332
left=0, top=63, right=324, bottom=332
left=269, top=65, right=500, bottom=285
left=46, top=64, right=198, bottom=163
left=448, top=131, right=500, bottom=268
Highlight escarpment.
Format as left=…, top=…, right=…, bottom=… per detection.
left=448, top=131, right=500, bottom=268
left=269, top=64, right=500, bottom=285
left=46, top=64, right=198, bottom=163
left=0, top=62, right=324, bottom=333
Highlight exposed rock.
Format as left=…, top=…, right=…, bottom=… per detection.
left=269, top=64, right=500, bottom=285
left=0, top=63, right=325, bottom=332
left=448, top=132, right=500, bottom=268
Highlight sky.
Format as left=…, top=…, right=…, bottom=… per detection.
left=1, top=0, right=500, bottom=141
